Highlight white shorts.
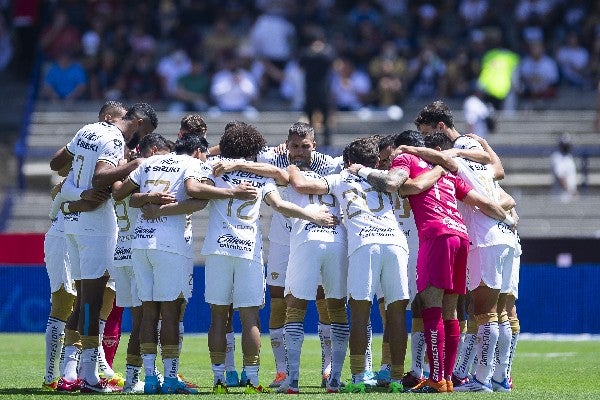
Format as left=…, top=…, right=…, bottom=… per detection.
left=65, top=233, right=116, bottom=280
left=266, top=242, right=289, bottom=287
left=132, top=249, right=193, bottom=302
left=44, top=234, right=76, bottom=295
left=466, top=245, right=514, bottom=292
left=285, top=241, right=347, bottom=300
left=506, top=254, right=520, bottom=298
left=348, top=244, right=409, bottom=309
left=204, top=255, right=265, bottom=308
left=112, top=265, right=142, bottom=308
left=374, top=250, right=417, bottom=305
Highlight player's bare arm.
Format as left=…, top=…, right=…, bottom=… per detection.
left=92, top=158, right=143, bottom=189
left=185, top=178, right=258, bottom=200
left=287, top=164, right=328, bottom=194
left=462, top=189, right=515, bottom=226
left=60, top=198, right=105, bottom=214
left=399, top=145, right=459, bottom=172
left=444, top=146, right=491, bottom=165
left=213, top=160, right=289, bottom=185
left=466, top=133, right=505, bottom=180
left=112, top=177, right=139, bottom=201
left=264, top=190, right=338, bottom=227
left=129, top=191, right=177, bottom=208
left=49, top=146, right=73, bottom=172
left=497, top=186, right=516, bottom=211
left=141, top=199, right=208, bottom=219
left=399, top=165, right=446, bottom=196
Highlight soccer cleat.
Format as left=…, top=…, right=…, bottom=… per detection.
left=80, top=378, right=114, bottom=393
left=401, top=371, right=425, bottom=389
left=100, top=371, right=125, bottom=388
left=225, top=370, right=240, bottom=387
left=178, top=373, right=200, bottom=388
left=244, top=382, right=271, bottom=394
left=281, top=379, right=299, bottom=394
left=326, top=377, right=341, bottom=393
left=363, top=370, right=377, bottom=387
left=269, top=371, right=287, bottom=388
left=340, top=382, right=366, bottom=393
left=406, top=378, right=448, bottom=393
left=376, top=369, right=391, bottom=387
left=41, top=378, right=59, bottom=391
left=388, top=381, right=404, bottom=393
left=508, top=376, right=514, bottom=389
left=491, top=377, right=512, bottom=392
left=56, top=377, right=82, bottom=392
left=453, top=376, right=493, bottom=393
left=123, top=380, right=145, bottom=394
left=213, top=380, right=229, bottom=394
left=451, top=373, right=469, bottom=388
left=161, top=377, right=198, bottom=394
left=144, top=375, right=161, bottom=394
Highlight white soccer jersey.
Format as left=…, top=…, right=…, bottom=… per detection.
left=113, top=195, right=141, bottom=267
left=257, top=147, right=340, bottom=245
left=324, top=170, right=407, bottom=256
left=454, top=136, right=514, bottom=248
left=287, top=170, right=346, bottom=247
left=63, top=122, right=124, bottom=236
left=201, top=159, right=278, bottom=263
left=393, top=193, right=418, bottom=253
left=129, top=153, right=199, bottom=257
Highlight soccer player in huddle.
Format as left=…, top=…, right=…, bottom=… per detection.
left=50, top=102, right=157, bottom=393
left=185, top=121, right=337, bottom=394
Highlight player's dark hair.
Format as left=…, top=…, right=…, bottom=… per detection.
left=378, top=134, right=398, bottom=151
left=394, top=130, right=425, bottom=147
left=138, top=133, right=171, bottom=154
left=98, top=101, right=126, bottom=122
left=288, top=121, right=314, bottom=139
left=174, top=134, right=208, bottom=155
left=180, top=114, right=207, bottom=137
left=414, top=100, right=455, bottom=129
left=123, top=102, right=158, bottom=129
left=219, top=121, right=266, bottom=159
left=344, top=137, right=379, bottom=168
left=424, top=131, right=453, bottom=151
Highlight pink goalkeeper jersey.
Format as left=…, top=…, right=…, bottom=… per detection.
left=391, top=153, right=472, bottom=241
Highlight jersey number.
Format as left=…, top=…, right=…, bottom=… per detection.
left=227, top=198, right=257, bottom=221
left=342, top=187, right=392, bottom=220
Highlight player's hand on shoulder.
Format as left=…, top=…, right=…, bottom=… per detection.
left=233, top=182, right=258, bottom=200
left=310, top=205, right=339, bottom=227
left=465, top=133, right=487, bottom=146
left=141, top=203, right=162, bottom=219
left=274, top=143, right=287, bottom=155
left=213, top=160, right=238, bottom=176
left=347, top=163, right=364, bottom=175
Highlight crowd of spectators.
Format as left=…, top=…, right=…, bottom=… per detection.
left=3, top=0, right=600, bottom=114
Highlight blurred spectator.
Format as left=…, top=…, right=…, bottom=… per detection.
left=446, top=45, right=475, bottom=98
left=519, top=40, right=559, bottom=106
left=353, top=20, right=384, bottom=67
left=122, top=52, right=161, bottom=101
left=555, top=31, right=589, bottom=88
left=210, top=56, right=258, bottom=112
left=515, top=0, right=558, bottom=40
left=406, top=43, right=447, bottom=98
left=249, top=5, right=296, bottom=93
left=0, top=14, right=13, bottom=72
left=368, top=41, right=406, bottom=106
left=477, top=34, right=520, bottom=111
left=11, top=0, right=39, bottom=79
left=551, top=133, right=579, bottom=202
left=279, top=59, right=305, bottom=111
left=41, top=51, right=87, bottom=103
left=89, top=49, right=124, bottom=101
left=39, top=8, right=80, bottom=61
left=458, top=0, right=491, bottom=30
left=128, top=22, right=156, bottom=55
left=330, top=56, right=372, bottom=111
left=157, top=47, right=192, bottom=101
left=299, top=30, right=334, bottom=144
left=169, top=58, right=210, bottom=113
left=463, top=86, right=495, bottom=137
left=81, top=16, right=105, bottom=59
left=202, top=17, right=240, bottom=66
left=347, top=0, right=382, bottom=26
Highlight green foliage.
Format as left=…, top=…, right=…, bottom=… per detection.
left=0, top=334, right=599, bottom=398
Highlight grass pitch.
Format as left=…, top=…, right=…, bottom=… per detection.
left=0, top=333, right=599, bottom=398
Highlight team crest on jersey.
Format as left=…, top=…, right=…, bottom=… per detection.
left=113, top=139, right=123, bottom=148
left=162, top=158, right=177, bottom=164
left=271, top=272, right=279, bottom=280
